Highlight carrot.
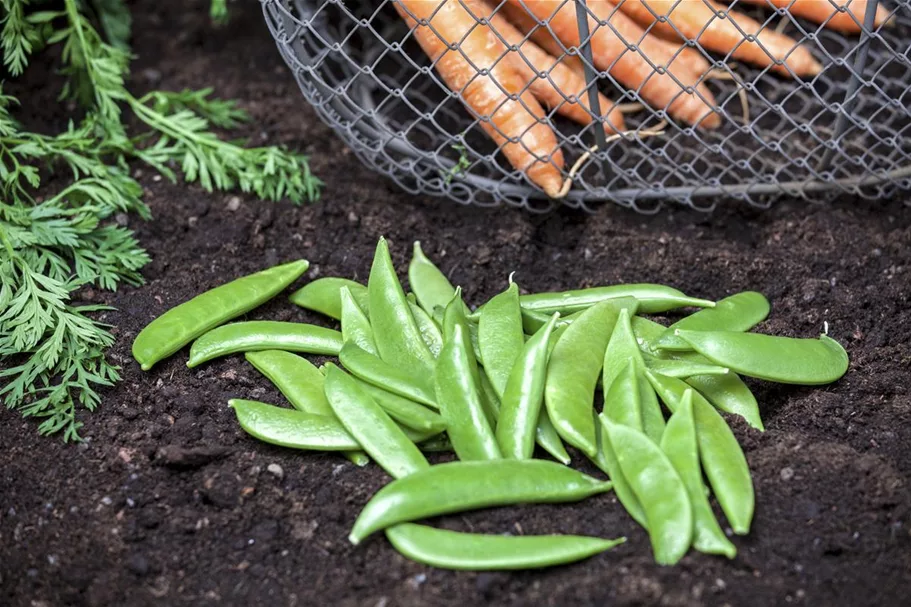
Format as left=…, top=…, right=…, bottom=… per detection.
left=496, top=0, right=586, bottom=74
left=740, top=0, right=890, bottom=34
left=511, top=0, right=720, bottom=128
left=650, top=31, right=713, bottom=75
left=607, top=0, right=822, bottom=77
left=487, top=9, right=626, bottom=133
left=396, top=0, right=565, bottom=197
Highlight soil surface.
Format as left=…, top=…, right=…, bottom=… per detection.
left=2, top=1, right=911, bottom=606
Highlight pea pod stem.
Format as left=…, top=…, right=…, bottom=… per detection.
left=187, top=321, right=343, bottom=368
left=133, top=259, right=309, bottom=370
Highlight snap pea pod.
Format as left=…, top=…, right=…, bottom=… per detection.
left=521, top=308, right=582, bottom=335
left=536, top=408, right=572, bottom=465
left=355, top=378, right=446, bottom=433
left=368, top=237, right=435, bottom=375
left=478, top=282, right=525, bottom=398
left=676, top=330, right=849, bottom=385
left=324, top=364, right=430, bottom=479
left=408, top=241, right=463, bottom=315
left=496, top=313, right=560, bottom=460
left=591, top=424, right=647, bottom=529
left=545, top=300, right=628, bottom=457
left=646, top=370, right=754, bottom=535
left=230, top=399, right=438, bottom=450
left=417, top=434, right=453, bottom=452
left=642, top=351, right=730, bottom=378
left=434, top=324, right=501, bottom=461
left=244, top=350, right=368, bottom=466
left=187, top=321, right=343, bottom=368
left=407, top=296, right=444, bottom=358
left=349, top=459, right=612, bottom=544
left=602, top=418, right=693, bottom=565
left=289, top=277, right=368, bottom=320
left=338, top=342, right=437, bottom=408
left=133, top=259, right=309, bottom=370
left=340, top=286, right=378, bottom=356
left=660, top=390, right=737, bottom=559
left=385, top=524, right=625, bottom=571
left=603, top=309, right=665, bottom=443
left=517, top=284, right=715, bottom=315
left=653, top=291, right=770, bottom=351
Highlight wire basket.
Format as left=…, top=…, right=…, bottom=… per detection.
left=261, top=0, right=911, bottom=212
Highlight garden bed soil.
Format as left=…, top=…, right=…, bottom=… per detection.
left=2, top=1, right=911, bottom=605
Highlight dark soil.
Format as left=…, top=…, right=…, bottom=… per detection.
left=2, top=1, right=911, bottom=606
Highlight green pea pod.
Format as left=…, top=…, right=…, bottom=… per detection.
left=603, top=309, right=666, bottom=443
left=289, top=277, right=368, bottom=320
left=653, top=291, right=770, bottom=351
left=631, top=315, right=667, bottom=354
left=231, top=399, right=438, bottom=451
left=434, top=324, right=501, bottom=461
left=517, top=284, right=715, bottom=315
left=478, top=371, right=501, bottom=429
left=324, top=364, right=430, bottom=479
left=244, top=350, right=368, bottom=466
left=187, top=321, right=343, bottom=368
left=590, top=421, right=647, bottom=528
left=660, top=390, right=737, bottom=559
left=133, top=259, right=309, bottom=370
left=685, top=369, right=764, bottom=432
left=408, top=241, right=463, bottom=315
left=417, top=434, right=453, bottom=452
left=338, top=342, right=436, bottom=408
left=407, top=298, right=444, bottom=358
left=354, top=378, right=446, bottom=433
left=645, top=369, right=754, bottom=535
left=478, top=282, right=525, bottom=398
left=368, top=237, right=435, bottom=375
left=642, top=351, right=730, bottom=378
left=349, top=459, right=612, bottom=544
left=676, top=330, right=849, bottom=385
left=545, top=301, right=628, bottom=457
left=496, top=313, right=560, bottom=460
left=386, top=523, right=626, bottom=570
left=340, top=286, right=378, bottom=356
left=602, top=418, right=693, bottom=565
left=521, top=308, right=580, bottom=335
left=535, top=407, right=571, bottom=465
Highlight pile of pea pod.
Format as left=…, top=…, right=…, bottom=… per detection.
left=132, top=237, right=849, bottom=569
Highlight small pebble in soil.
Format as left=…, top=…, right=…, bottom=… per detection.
left=227, top=197, right=241, bottom=212
left=126, top=554, right=150, bottom=576
left=100, top=497, right=113, bottom=506
left=780, top=467, right=795, bottom=481
left=267, top=463, right=284, bottom=479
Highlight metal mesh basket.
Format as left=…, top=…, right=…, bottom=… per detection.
left=261, top=0, right=911, bottom=212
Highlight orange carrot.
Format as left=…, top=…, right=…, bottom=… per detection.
left=650, top=30, right=713, bottom=75
left=396, top=0, right=565, bottom=197
left=740, top=0, right=890, bottom=34
left=496, top=0, right=586, bottom=74
left=487, top=9, right=626, bottom=133
left=511, top=0, right=721, bottom=128
left=607, top=0, right=822, bottom=77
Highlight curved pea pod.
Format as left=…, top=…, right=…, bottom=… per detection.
left=231, top=399, right=438, bottom=451
left=407, top=296, right=443, bottom=358
left=355, top=379, right=446, bottom=433
left=603, top=309, right=666, bottom=443
left=349, top=459, right=613, bottom=544
left=642, top=351, right=730, bottom=378
left=338, top=342, right=437, bottom=408
left=521, top=308, right=580, bottom=335
left=133, top=259, right=309, bottom=371
left=685, top=368, right=764, bottom=432
left=408, top=241, right=463, bottom=315
left=591, top=422, right=647, bottom=529
left=368, top=237, right=435, bottom=375
left=187, top=321, right=343, bottom=367
left=324, top=364, right=430, bottom=479
left=340, top=286, right=378, bottom=356
left=496, top=313, right=559, bottom=460
left=602, top=418, right=693, bottom=565
left=631, top=315, right=667, bottom=355
left=675, top=330, right=849, bottom=385
left=245, top=350, right=368, bottom=466
left=653, top=292, right=770, bottom=351
left=434, top=324, right=501, bottom=461
left=535, top=408, right=571, bottom=465
left=478, top=282, right=525, bottom=398
left=545, top=301, right=626, bottom=457
left=518, top=284, right=715, bottom=315
left=660, top=390, right=737, bottom=559
left=289, top=277, right=368, bottom=320
left=385, top=523, right=626, bottom=570
left=646, top=369, right=754, bottom=535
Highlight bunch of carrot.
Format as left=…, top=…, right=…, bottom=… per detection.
left=394, top=0, right=891, bottom=197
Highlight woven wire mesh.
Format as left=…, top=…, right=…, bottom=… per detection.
left=262, top=0, right=911, bottom=212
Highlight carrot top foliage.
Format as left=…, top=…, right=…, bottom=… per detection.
left=0, top=0, right=322, bottom=440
